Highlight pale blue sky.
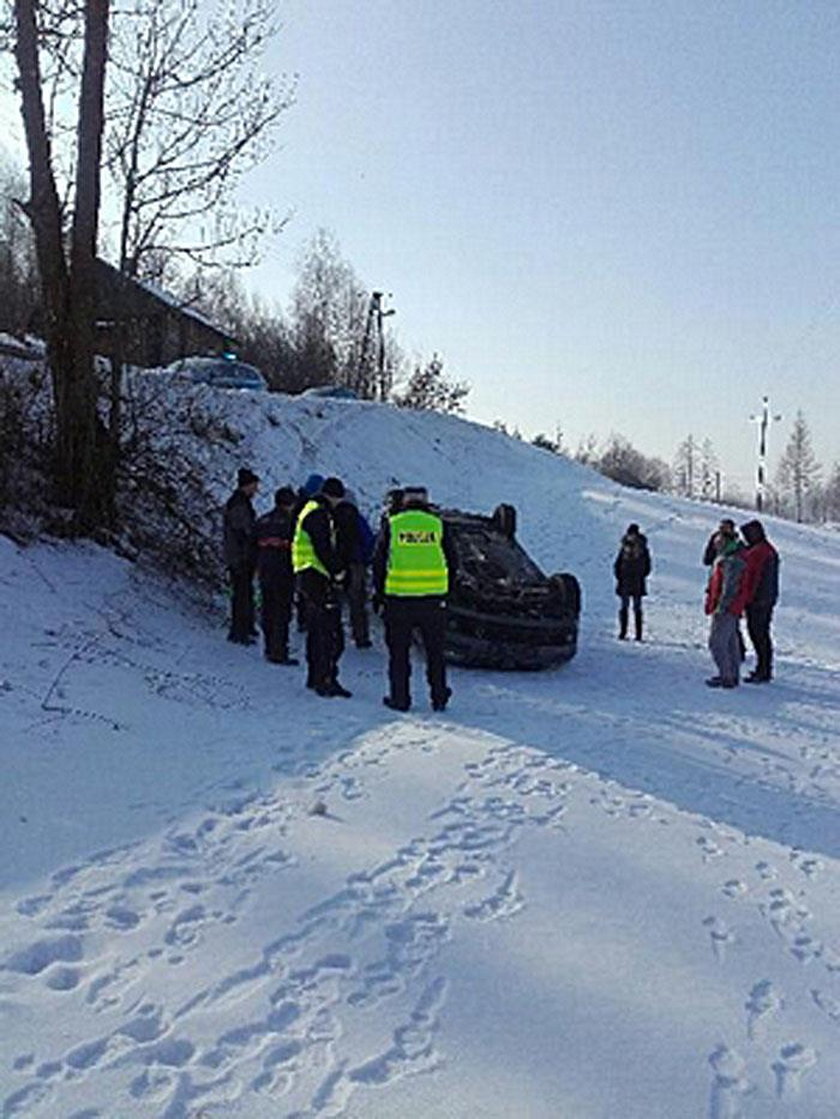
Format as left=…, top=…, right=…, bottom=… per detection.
left=246, top=0, right=840, bottom=494
left=1, top=1, right=837, bottom=493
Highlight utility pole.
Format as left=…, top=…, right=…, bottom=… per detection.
left=749, top=395, right=782, bottom=512
left=358, top=291, right=395, bottom=400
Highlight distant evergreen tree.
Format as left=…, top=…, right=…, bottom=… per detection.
left=673, top=434, right=699, bottom=499
left=699, top=438, right=719, bottom=501
left=824, top=462, right=840, bottom=523
left=776, top=411, right=821, bottom=523
left=393, top=354, right=469, bottom=414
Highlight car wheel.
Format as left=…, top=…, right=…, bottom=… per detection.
left=549, top=572, right=581, bottom=615
left=492, top=502, right=517, bottom=539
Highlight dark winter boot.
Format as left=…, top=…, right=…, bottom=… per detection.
left=634, top=610, right=643, bottom=642
left=383, top=696, right=410, bottom=712
left=618, top=606, right=628, bottom=640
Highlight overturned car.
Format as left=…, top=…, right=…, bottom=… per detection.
left=441, top=504, right=581, bottom=670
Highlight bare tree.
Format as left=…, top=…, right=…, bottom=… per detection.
left=673, top=434, right=699, bottom=498
left=288, top=229, right=403, bottom=398
left=532, top=432, right=560, bottom=454
left=104, top=0, right=293, bottom=282
left=12, top=0, right=111, bottom=529
left=493, top=419, right=523, bottom=440
left=598, top=434, right=670, bottom=492
left=532, top=423, right=564, bottom=454
left=0, top=156, right=39, bottom=333
left=776, top=410, right=822, bottom=523
left=574, top=433, right=599, bottom=466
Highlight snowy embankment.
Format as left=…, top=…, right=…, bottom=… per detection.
left=1, top=382, right=840, bottom=1118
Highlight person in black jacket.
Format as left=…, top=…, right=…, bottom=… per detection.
left=255, top=486, right=298, bottom=665
left=333, top=491, right=375, bottom=648
left=740, top=519, right=780, bottom=682
left=292, top=477, right=350, bottom=697
left=223, top=467, right=259, bottom=644
left=613, top=523, right=651, bottom=641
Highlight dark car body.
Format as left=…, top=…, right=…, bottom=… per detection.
left=442, top=504, right=580, bottom=670
left=167, top=356, right=267, bottom=391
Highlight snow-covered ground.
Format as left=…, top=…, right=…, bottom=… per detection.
left=2, top=386, right=839, bottom=1118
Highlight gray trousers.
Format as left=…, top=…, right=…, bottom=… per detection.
left=708, top=613, right=741, bottom=683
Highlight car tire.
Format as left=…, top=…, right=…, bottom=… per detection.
left=549, top=572, right=581, bottom=616
left=492, top=503, right=517, bottom=539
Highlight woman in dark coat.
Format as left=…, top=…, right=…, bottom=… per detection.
left=614, top=523, right=651, bottom=640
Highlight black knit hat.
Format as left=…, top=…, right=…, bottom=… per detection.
left=274, top=486, right=296, bottom=507
left=320, top=476, right=345, bottom=499
left=238, top=467, right=259, bottom=487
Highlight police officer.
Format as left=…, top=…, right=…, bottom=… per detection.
left=373, top=485, right=456, bottom=712
left=292, top=476, right=351, bottom=697
left=255, top=486, right=298, bottom=665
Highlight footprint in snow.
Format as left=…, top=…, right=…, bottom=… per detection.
left=788, top=933, right=823, bottom=965
left=697, top=836, right=724, bottom=862
left=463, top=869, right=524, bottom=922
left=2, top=1080, right=53, bottom=1117
left=791, top=852, right=824, bottom=879
left=44, top=964, right=82, bottom=991
left=763, top=888, right=811, bottom=934
left=703, top=917, right=736, bottom=962
left=811, top=988, right=840, bottom=1025
left=771, top=1042, right=817, bottom=1098
left=721, top=879, right=748, bottom=898
left=707, top=1044, right=753, bottom=1119
left=745, top=979, right=783, bottom=1040
left=348, top=976, right=449, bottom=1088
left=4, top=933, right=84, bottom=976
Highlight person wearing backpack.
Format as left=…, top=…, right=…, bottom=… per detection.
left=614, top=523, right=651, bottom=641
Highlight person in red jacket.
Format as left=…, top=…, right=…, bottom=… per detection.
left=740, top=519, right=780, bottom=683
left=704, top=536, right=751, bottom=688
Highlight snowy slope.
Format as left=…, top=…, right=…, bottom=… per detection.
left=2, top=384, right=840, bottom=1118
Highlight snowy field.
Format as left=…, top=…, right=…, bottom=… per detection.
left=2, top=385, right=840, bottom=1118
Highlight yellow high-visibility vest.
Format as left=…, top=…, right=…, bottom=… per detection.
left=292, top=500, right=329, bottom=577
left=384, top=509, right=448, bottom=596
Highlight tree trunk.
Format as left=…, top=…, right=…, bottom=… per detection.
left=14, top=0, right=111, bottom=531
